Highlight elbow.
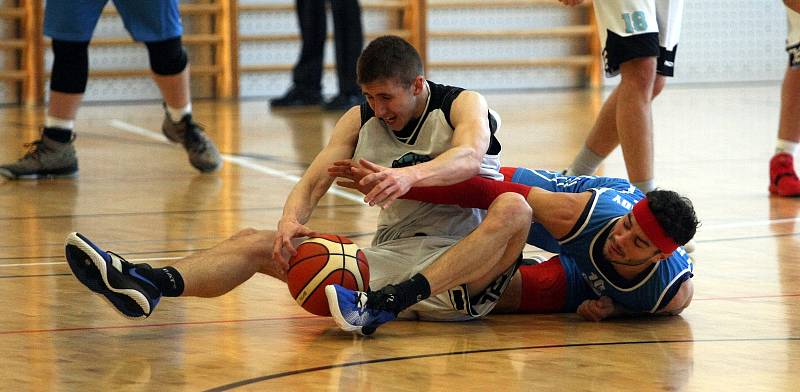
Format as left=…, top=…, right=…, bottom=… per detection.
left=467, top=150, right=484, bottom=176
left=663, top=280, right=694, bottom=316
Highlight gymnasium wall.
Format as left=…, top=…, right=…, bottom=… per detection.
left=0, top=0, right=790, bottom=104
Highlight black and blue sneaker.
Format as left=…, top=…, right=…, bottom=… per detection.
left=65, top=232, right=161, bottom=319
left=325, top=284, right=397, bottom=336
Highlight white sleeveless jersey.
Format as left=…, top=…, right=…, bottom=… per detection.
left=352, top=81, right=503, bottom=246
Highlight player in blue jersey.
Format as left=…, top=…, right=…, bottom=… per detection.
left=328, top=163, right=699, bottom=321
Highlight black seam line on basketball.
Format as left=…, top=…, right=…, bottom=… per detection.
left=286, top=242, right=329, bottom=273
left=203, top=337, right=800, bottom=392
left=0, top=204, right=361, bottom=221
left=337, top=235, right=345, bottom=285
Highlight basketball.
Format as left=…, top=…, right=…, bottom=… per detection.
left=287, top=234, right=369, bottom=316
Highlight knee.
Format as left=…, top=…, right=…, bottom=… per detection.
left=230, top=227, right=258, bottom=240
left=50, top=40, right=90, bottom=94
left=486, top=193, right=532, bottom=230
left=145, top=37, right=188, bottom=76
left=619, top=58, right=657, bottom=95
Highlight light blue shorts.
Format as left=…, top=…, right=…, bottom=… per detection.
left=44, top=0, right=182, bottom=42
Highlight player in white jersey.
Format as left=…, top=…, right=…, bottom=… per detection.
left=63, top=36, right=531, bottom=332
left=769, top=1, right=800, bottom=196
left=559, top=0, right=684, bottom=194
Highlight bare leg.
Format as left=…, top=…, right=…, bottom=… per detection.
left=769, top=66, right=800, bottom=196
left=420, top=192, right=532, bottom=295
left=779, top=67, right=800, bottom=143
left=583, top=87, right=622, bottom=159
left=571, top=64, right=666, bottom=179
left=492, top=271, right=522, bottom=313
left=47, top=91, right=84, bottom=120
left=613, top=57, right=658, bottom=184
left=172, top=228, right=288, bottom=298
left=152, top=66, right=191, bottom=108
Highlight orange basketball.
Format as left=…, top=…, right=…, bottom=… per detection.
left=287, top=234, right=369, bottom=316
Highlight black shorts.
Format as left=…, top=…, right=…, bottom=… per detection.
left=603, top=31, right=677, bottom=77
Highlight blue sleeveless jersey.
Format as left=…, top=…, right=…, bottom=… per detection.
left=509, top=168, right=694, bottom=313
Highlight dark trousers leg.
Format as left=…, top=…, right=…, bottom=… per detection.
left=330, top=0, right=363, bottom=95
left=292, top=0, right=326, bottom=93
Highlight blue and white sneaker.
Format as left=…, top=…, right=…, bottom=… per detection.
left=65, top=232, right=161, bottom=319
left=325, top=284, right=396, bottom=336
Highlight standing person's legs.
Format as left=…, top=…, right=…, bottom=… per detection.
left=271, top=0, right=326, bottom=107
left=0, top=0, right=106, bottom=179
left=324, top=0, right=364, bottom=110
left=293, top=0, right=327, bottom=93
left=566, top=0, right=682, bottom=193
left=113, top=0, right=222, bottom=172
left=770, top=5, right=800, bottom=196
left=615, top=57, right=657, bottom=189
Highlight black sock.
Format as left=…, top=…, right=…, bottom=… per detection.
left=368, top=273, right=431, bottom=314
left=135, top=265, right=185, bottom=297
left=43, top=127, right=74, bottom=143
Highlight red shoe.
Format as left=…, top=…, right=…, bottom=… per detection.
left=769, top=153, right=800, bottom=196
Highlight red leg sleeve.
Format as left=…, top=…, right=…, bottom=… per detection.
left=401, top=175, right=531, bottom=209
left=517, top=257, right=567, bottom=313
left=500, top=166, right=517, bottom=182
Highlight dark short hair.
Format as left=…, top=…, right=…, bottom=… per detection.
left=646, top=189, right=700, bottom=246
left=357, top=35, right=423, bottom=87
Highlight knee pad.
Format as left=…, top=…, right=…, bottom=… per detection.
left=50, top=40, right=90, bottom=94
left=145, top=37, right=188, bottom=76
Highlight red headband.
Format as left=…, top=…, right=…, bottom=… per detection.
left=632, top=198, right=679, bottom=254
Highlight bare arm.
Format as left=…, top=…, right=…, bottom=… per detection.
left=273, top=107, right=361, bottom=263
left=526, top=187, right=592, bottom=238
left=655, top=279, right=694, bottom=316
left=411, top=90, right=490, bottom=186
left=578, top=279, right=694, bottom=321
left=356, top=90, right=492, bottom=208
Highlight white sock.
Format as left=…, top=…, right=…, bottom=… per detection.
left=166, top=103, right=192, bottom=123
left=45, top=115, right=74, bottom=130
left=775, top=139, right=799, bottom=156
left=565, top=145, right=605, bottom=176
left=633, top=178, right=657, bottom=193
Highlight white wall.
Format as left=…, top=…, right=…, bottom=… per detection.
left=0, top=1, right=790, bottom=104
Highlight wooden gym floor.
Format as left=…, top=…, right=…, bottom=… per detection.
left=1, top=82, right=799, bottom=391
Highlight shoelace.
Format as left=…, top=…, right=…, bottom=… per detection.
left=20, top=140, right=45, bottom=160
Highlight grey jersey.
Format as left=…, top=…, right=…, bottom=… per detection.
left=353, top=81, right=503, bottom=246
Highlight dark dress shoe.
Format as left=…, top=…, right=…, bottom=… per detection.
left=270, top=88, right=322, bottom=108
left=323, top=93, right=365, bottom=111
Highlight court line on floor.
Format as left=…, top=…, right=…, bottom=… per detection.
left=0, top=257, right=185, bottom=269
left=109, top=119, right=364, bottom=204
left=0, top=314, right=324, bottom=336
left=204, top=337, right=800, bottom=391
left=701, top=216, right=800, bottom=230
left=0, top=256, right=184, bottom=268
